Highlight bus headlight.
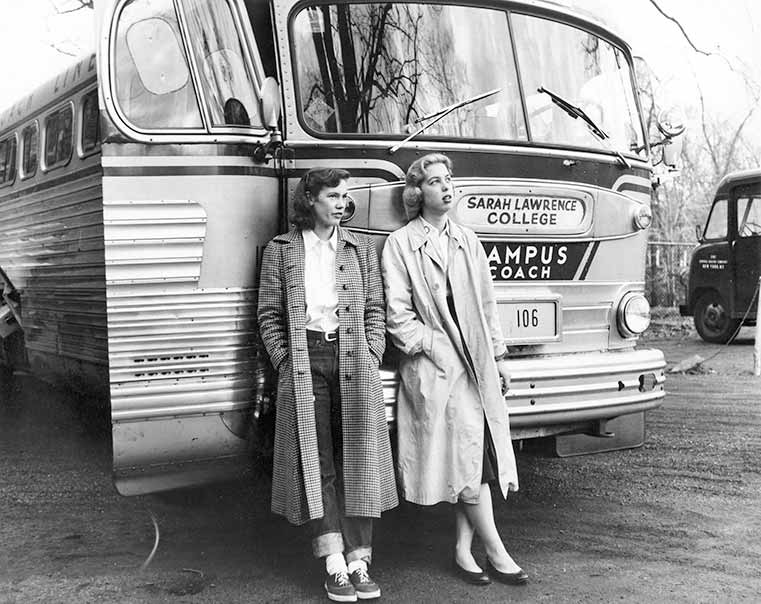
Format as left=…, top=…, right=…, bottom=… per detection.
left=617, top=292, right=651, bottom=337
left=632, top=204, right=652, bottom=230
left=341, top=195, right=356, bottom=223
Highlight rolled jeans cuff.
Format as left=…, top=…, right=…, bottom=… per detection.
left=346, top=546, right=372, bottom=566
left=312, top=531, right=344, bottom=558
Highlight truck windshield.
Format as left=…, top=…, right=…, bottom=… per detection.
left=291, top=3, right=645, bottom=156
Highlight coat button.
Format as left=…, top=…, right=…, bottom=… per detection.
left=346, top=327, right=353, bottom=334
left=346, top=350, right=353, bottom=357
left=345, top=374, right=352, bottom=381
left=297, top=369, right=305, bottom=375
left=342, top=284, right=348, bottom=290
left=345, top=305, right=350, bottom=312
left=433, top=283, right=439, bottom=291
left=339, top=265, right=345, bottom=271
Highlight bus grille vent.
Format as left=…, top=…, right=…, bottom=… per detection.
left=131, top=353, right=211, bottom=378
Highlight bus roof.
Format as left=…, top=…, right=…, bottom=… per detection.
left=0, top=53, right=96, bottom=134
left=516, top=0, right=630, bottom=46
left=0, top=0, right=633, bottom=135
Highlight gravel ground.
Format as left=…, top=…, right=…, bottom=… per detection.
left=1, top=326, right=759, bottom=603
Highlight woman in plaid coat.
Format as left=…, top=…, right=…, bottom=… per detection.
left=257, top=168, right=397, bottom=601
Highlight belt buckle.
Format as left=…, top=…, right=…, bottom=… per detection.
left=324, top=331, right=337, bottom=342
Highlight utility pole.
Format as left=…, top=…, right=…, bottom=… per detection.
left=755, top=276, right=761, bottom=377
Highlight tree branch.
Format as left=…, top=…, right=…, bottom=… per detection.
left=50, top=0, right=93, bottom=14
left=697, top=87, right=720, bottom=176
left=647, top=0, right=713, bottom=56
left=720, top=103, right=758, bottom=176
left=48, top=41, right=78, bottom=57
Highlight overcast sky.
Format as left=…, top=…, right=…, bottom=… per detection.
left=0, top=0, right=758, bottom=127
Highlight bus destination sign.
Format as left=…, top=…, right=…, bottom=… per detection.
left=455, top=188, right=592, bottom=235
left=482, top=241, right=597, bottom=281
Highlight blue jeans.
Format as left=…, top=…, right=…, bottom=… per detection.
left=307, top=331, right=373, bottom=563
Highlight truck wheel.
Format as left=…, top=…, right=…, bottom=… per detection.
left=693, top=291, right=740, bottom=343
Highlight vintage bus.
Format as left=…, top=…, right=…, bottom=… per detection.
left=0, top=0, right=680, bottom=495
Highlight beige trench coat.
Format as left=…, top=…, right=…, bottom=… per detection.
left=382, top=217, right=519, bottom=505
left=257, top=228, right=398, bottom=525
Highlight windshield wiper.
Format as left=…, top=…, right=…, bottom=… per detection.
left=537, top=86, right=631, bottom=168
left=389, top=88, right=501, bottom=154
left=537, top=86, right=608, bottom=140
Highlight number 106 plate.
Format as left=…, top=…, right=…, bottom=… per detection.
left=498, top=299, right=560, bottom=344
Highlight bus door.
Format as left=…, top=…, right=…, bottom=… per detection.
left=733, top=182, right=761, bottom=319
left=98, top=0, right=282, bottom=494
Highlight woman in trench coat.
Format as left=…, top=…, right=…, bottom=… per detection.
left=381, top=153, right=528, bottom=586
left=257, top=168, right=397, bottom=602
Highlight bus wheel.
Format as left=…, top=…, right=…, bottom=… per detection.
left=693, top=291, right=740, bottom=343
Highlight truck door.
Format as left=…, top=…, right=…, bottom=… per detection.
left=691, top=197, right=737, bottom=342
left=733, top=183, right=761, bottom=320
left=97, top=0, right=281, bottom=495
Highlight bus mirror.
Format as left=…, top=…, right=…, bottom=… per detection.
left=259, top=77, right=281, bottom=129
left=661, top=135, right=683, bottom=169
left=656, top=107, right=686, bottom=139
left=695, top=223, right=702, bottom=242
left=656, top=106, right=685, bottom=169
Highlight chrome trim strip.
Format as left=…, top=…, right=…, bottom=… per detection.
left=285, top=140, right=652, bottom=169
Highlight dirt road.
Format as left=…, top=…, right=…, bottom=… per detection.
left=1, top=329, right=759, bottom=603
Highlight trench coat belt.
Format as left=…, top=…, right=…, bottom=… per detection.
left=306, top=329, right=338, bottom=343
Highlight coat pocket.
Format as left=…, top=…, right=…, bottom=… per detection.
left=427, top=331, right=455, bottom=374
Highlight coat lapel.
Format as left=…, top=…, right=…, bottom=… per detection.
left=407, top=216, right=446, bottom=272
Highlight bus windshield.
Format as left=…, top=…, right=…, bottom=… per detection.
left=511, top=13, right=644, bottom=155
left=291, top=3, right=645, bottom=156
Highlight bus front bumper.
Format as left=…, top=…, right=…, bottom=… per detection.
left=381, top=347, right=665, bottom=439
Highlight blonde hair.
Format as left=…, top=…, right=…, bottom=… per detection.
left=402, top=153, right=453, bottom=220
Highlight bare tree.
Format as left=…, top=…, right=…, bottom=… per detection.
left=47, top=0, right=94, bottom=56
left=640, top=1, right=760, bottom=306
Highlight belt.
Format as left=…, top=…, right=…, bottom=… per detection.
left=306, top=329, right=338, bottom=343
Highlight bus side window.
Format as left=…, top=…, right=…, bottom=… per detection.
left=21, top=122, right=38, bottom=179
left=0, top=136, right=18, bottom=186
left=738, top=196, right=761, bottom=238
left=44, top=105, right=73, bottom=170
left=81, top=90, right=101, bottom=155
left=114, top=0, right=203, bottom=129
left=184, top=0, right=263, bottom=129
left=244, top=0, right=277, bottom=78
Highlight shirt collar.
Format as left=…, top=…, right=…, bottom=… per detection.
left=419, top=216, right=450, bottom=237
left=303, top=228, right=338, bottom=252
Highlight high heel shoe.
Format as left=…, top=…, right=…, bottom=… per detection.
left=485, top=558, right=528, bottom=585
left=453, top=556, right=491, bottom=585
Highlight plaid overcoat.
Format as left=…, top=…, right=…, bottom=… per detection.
left=257, top=227, right=398, bottom=525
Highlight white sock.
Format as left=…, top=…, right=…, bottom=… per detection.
left=347, top=559, right=368, bottom=574
left=325, top=553, right=347, bottom=575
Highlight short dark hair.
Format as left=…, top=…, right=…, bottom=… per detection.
left=402, top=153, right=453, bottom=220
left=291, top=168, right=351, bottom=230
